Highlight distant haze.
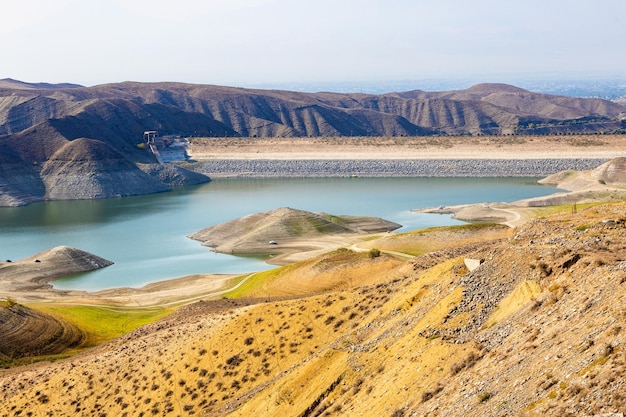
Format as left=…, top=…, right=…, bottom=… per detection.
left=240, top=77, right=626, bottom=99
left=2, top=0, right=625, bottom=88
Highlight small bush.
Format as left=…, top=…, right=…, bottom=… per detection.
left=390, top=407, right=406, bottom=417
left=538, top=262, right=553, bottom=276
left=421, top=383, right=444, bottom=403
left=477, top=391, right=493, bottom=403
left=0, top=297, right=17, bottom=308
left=369, top=248, right=381, bottom=259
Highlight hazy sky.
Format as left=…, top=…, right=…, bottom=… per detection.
left=2, top=0, right=625, bottom=87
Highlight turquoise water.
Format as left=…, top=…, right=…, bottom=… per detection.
left=0, top=177, right=558, bottom=290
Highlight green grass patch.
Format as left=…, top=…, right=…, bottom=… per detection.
left=405, top=223, right=502, bottom=235
left=533, top=202, right=606, bottom=217
left=388, top=245, right=438, bottom=257
left=372, top=223, right=507, bottom=257
left=222, top=267, right=288, bottom=298
left=33, top=304, right=172, bottom=347
left=0, top=297, right=18, bottom=308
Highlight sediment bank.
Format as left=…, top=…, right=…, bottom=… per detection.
left=191, top=158, right=608, bottom=178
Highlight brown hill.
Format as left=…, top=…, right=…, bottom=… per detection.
left=0, top=78, right=82, bottom=90
left=2, top=80, right=624, bottom=142
left=591, top=156, right=626, bottom=184
left=1, top=80, right=625, bottom=205
left=539, top=156, right=626, bottom=194
left=188, top=207, right=402, bottom=260
left=0, top=131, right=210, bottom=206
left=2, top=204, right=626, bottom=415
left=0, top=246, right=113, bottom=292
left=40, top=138, right=170, bottom=200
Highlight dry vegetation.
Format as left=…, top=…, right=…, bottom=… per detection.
left=187, top=134, right=626, bottom=161
left=2, top=202, right=626, bottom=416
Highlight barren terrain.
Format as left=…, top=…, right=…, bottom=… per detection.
left=188, top=134, right=626, bottom=160
left=3, top=203, right=626, bottom=416
left=2, top=78, right=626, bottom=415
left=2, top=136, right=626, bottom=415
left=3, top=79, right=626, bottom=204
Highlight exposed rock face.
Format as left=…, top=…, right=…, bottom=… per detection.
left=0, top=135, right=211, bottom=205
left=138, top=163, right=212, bottom=187
left=0, top=165, right=45, bottom=207
left=40, top=138, right=170, bottom=199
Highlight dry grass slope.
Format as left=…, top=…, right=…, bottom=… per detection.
left=2, top=204, right=626, bottom=416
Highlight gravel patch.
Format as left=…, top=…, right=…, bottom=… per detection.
left=192, top=159, right=608, bottom=178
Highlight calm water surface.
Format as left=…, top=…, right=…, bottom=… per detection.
left=0, top=177, right=558, bottom=290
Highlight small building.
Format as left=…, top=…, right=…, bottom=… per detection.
left=144, top=130, right=159, bottom=145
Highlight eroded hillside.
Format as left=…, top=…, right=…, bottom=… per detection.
left=0, top=302, right=84, bottom=366
left=1, top=204, right=626, bottom=416
left=1, top=79, right=625, bottom=206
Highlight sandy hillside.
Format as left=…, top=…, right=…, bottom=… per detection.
left=2, top=203, right=626, bottom=416
left=188, top=134, right=626, bottom=160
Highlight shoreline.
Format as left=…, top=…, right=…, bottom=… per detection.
left=3, top=161, right=623, bottom=307
left=3, top=135, right=626, bottom=307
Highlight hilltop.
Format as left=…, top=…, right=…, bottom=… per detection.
left=2, top=202, right=626, bottom=416
left=188, top=207, right=402, bottom=263
left=1, top=79, right=625, bottom=205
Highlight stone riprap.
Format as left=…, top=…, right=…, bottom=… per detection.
left=192, top=159, right=608, bottom=178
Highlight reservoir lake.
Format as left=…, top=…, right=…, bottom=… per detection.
left=0, top=177, right=559, bottom=291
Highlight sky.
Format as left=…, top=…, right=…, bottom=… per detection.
left=2, top=0, right=626, bottom=88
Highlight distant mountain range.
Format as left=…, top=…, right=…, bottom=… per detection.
left=1, top=79, right=625, bottom=206
left=243, top=77, right=626, bottom=99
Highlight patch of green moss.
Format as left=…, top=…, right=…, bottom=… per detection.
left=33, top=304, right=172, bottom=347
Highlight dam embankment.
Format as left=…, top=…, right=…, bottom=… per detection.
left=190, top=158, right=608, bottom=178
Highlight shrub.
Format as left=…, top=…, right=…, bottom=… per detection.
left=0, top=297, right=17, bottom=308
left=477, top=391, right=493, bottom=403
left=390, top=407, right=406, bottom=417
left=421, top=383, right=444, bottom=402
left=538, top=262, right=553, bottom=276
left=368, top=248, right=381, bottom=259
